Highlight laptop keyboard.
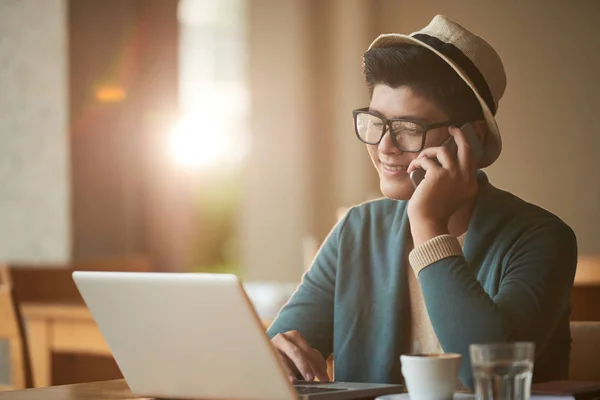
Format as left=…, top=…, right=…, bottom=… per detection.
left=294, top=385, right=348, bottom=395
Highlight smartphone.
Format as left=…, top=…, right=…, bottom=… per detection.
left=409, top=123, right=483, bottom=188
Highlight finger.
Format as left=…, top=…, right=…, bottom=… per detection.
left=310, top=349, right=330, bottom=382
left=273, top=334, right=303, bottom=381
left=407, top=156, right=443, bottom=175
left=284, top=332, right=328, bottom=382
left=448, top=126, right=474, bottom=176
left=314, top=350, right=330, bottom=382
left=277, top=350, right=300, bottom=383
left=415, top=146, right=455, bottom=170
left=275, top=334, right=315, bottom=381
left=284, top=332, right=328, bottom=381
left=274, top=335, right=326, bottom=384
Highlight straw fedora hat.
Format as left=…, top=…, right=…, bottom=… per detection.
left=368, top=15, right=506, bottom=168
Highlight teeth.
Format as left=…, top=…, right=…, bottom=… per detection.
left=383, top=164, right=405, bottom=171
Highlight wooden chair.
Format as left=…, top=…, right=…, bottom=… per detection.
left=573, top=255, right=600, bottom=287
left=5, top=256, right=151, bottom=388
left=0, top=266, right=33, bottom=390
left=8, top=268, right=83, bottom=305
left=571, top=255, right=600, bottom=321
left=570, top=321, right=600, bottom=381
left=8, top=254, right=153, bottom=305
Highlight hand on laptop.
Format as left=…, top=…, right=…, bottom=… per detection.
left=271, top=330, right=330, bottom=383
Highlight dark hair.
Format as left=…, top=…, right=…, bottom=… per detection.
left=362, top=44, right=483, bottom=123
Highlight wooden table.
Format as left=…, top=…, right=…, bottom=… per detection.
left=0, top=379, right=142, bottom=400
left=20, top=304, right=112, bottom=388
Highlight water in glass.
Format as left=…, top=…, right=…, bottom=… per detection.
left=473, top=359, right=533, bottom=400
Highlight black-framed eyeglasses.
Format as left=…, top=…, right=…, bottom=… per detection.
left=352, top=107, right=461, bottom=153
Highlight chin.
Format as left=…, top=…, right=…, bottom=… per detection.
left=379, top=177, right=414, bottom=200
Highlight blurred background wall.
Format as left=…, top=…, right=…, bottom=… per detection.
left=0, top=0, right=598, bottom=282
left=0, top=0, right=70, bottom=263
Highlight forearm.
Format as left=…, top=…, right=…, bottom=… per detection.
left=265, top=204, right=384, bottom=386
left=410, top=228, right=577, bottom=388
left=267, top=290, right=334, bottom=358
left=266, top=212, right=347, bottom=358
left=416, top=255, right=511, bottom=387
left=419, top=256, right=512, bottom=342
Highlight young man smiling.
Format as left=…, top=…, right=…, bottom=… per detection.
left=267, top=15, right=578, bottom=389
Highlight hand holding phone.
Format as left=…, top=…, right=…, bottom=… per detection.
left=409, top=123, right=482, bottom=188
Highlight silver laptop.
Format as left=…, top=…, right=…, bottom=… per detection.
left=72, top=271, right=403, bottom=400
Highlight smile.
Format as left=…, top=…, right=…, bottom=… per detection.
left=380, top=162, right=408, bottom=175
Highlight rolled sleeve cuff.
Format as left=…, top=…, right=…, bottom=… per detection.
left=409, top=234, right=463, bottom=275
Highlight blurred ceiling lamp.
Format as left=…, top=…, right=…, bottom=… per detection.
left=169, top=115, right=240, bottom=169
left=95, top=85, right=127, bottom=103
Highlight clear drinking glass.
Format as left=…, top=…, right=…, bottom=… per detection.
left=469, top=342, right=535, bottom=400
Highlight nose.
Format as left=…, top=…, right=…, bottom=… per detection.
left=378, top=130, right=401, bottom=155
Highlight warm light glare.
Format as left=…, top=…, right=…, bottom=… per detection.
left=95, top=86, right=126, bottom=103
left=169, top=116, right=242, bottom=168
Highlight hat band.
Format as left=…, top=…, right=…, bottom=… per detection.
left=412, top=33, right=496, bottom=115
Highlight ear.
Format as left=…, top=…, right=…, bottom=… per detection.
left=471, top=120, right=488, bottom=144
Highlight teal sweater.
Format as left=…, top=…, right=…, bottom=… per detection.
left=267, top=172, right=578, bottom=388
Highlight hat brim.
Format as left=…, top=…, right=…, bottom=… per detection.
left=369, top=34, right=501, bottom=168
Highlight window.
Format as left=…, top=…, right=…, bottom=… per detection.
left=176, top=0, right=247, bottom=274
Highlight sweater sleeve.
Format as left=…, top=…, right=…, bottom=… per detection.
left=415, top=221, right=578, bottom=388
left=266, top=211, right=349, bottom=358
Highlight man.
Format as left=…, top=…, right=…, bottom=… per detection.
left=267, top=15, right=577, bottom=389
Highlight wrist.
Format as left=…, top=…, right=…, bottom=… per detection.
left=410, top=218, right=449, bottom=248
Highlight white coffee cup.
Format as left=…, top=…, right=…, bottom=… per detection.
left=400, top=353, right=462, bottom=400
